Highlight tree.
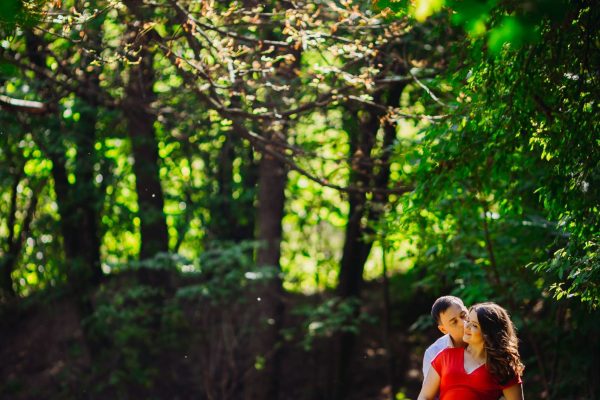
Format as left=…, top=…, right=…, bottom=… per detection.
left=383, top=0, right=600, bottom=307
left=0, top=115, right=47, bottom=297
left=123, top=0, right=170, bottom=260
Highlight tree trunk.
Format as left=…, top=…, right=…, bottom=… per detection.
left=333, top=84, right=404, bottom=400
left=332, top=106, right=378, bottom=400
left=50, top=146, right=102, bottom=286
left=243, top=9, right=299, bottom=397
left=72, top=101, right=103, bottom=285
left=237, top=144, right=258, bottom=241
left=0, top=180, right=44, bottom=297
left=123, top=19, right=169, bottom=260
left=0, top=166, right=21, bottom=297
left=24, top=31, right=104, bottom=289
left=244, top=143, right=287, bottom=400
left=209, top=118, right=258, bottom=243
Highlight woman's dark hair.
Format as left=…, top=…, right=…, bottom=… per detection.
left=470, top=302, right=525, bottom=385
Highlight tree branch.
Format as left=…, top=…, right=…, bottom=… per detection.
left=0, top=95, right=47, bottom=114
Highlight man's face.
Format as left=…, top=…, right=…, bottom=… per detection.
left=438, top=303, right=468, bottom=345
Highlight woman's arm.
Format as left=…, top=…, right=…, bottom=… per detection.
left=417, top=368, right=441, bottom=400
left=502, top=383, right=524, bottom=400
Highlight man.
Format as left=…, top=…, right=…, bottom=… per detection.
left=422, top=295, right=468, bottom=379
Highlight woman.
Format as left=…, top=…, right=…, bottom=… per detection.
left=418, top=302, right=525, bottom=400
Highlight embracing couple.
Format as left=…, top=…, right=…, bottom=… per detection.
left=418, top=296, right=525, bottom=400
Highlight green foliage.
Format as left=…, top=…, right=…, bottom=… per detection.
left=0, top=111, right=63, bottom=296
left=382, top=0, right=600, bottom=309
left=535, top=240, right=600, bottom=305
left=176, top=241, right=278, bottom=303
left=376, top=0, right=571, bottom=53
left=77, top=243, right=277, bottom=398
left=1, top=0, right=598, bottom=397
left=0, top=0, right=43, bottom=36
left=127, top=252, right=186, bottom=272
left=373, top=1, right=599, bottom=394
left=292, top=296, right=377, bottom=351
left=84, top=283, right=167, bottom=394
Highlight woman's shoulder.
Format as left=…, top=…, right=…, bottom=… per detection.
left=441, top=346, right=463, bottom=355
left=432, top=346, right=463, bottom=363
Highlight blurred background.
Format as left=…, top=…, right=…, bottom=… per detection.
left=0, top=0, right=598, bottom=399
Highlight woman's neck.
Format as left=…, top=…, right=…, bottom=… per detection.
left=466, top=343, right=486, bottom=362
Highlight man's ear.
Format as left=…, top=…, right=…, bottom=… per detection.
left=438, top=324, right=448, bottom=335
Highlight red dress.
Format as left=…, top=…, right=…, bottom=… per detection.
left=431, top=347, right=521, bottom=400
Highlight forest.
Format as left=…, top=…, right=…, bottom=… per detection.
left=0, top=0, right=598, bottom=399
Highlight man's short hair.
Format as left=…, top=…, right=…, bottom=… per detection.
left=431, top=296, right=465, bottom=324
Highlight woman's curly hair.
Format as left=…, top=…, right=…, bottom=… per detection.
left=470, top=303, right=525, bottom=385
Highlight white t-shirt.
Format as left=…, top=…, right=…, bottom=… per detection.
left=422, top=334, right=454, bottom=379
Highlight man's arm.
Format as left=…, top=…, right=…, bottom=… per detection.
left=422, top=347, right=434, bottom=378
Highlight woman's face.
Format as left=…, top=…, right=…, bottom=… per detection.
left=463, top=309, right=484, bottom=345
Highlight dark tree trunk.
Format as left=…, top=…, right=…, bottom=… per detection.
left=243, top=10, right=298, bottom=397
left=210, top=119, right=258, bottom=243
left=118, top=5, right=172, bottom=382
left=244, top=144, right=287, bottom=400
left=71, top=8, right=104, bottom=272
left=123, top=20, right=169, bottom=260
left=256, top=148, right=287, bottom=271
left=337, top=99, right=380, bottom=297
left=24, top=32, right=104, bottom=289
left=0, top=255, right=16, bottom=298
left=72, top=102, right=103, bottom=285
left=0, top=166, right=21, bottom=297
left=0, top=181, right=44, bottom=297
left=332, top=105, right=378, bottom=400
left=375, top=85, right=404, bottom=400
left=215, top=131, right=236, bottom=239
left=333, top=84, right=405, bottom=400
left=237, top=144, right=258, bottom=240
left=50, top=146, right=102, bottom=286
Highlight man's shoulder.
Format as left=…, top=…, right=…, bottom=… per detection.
left=425, top=334, right=452, bottom=357
left=423, top=334, right=454, bottom=378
